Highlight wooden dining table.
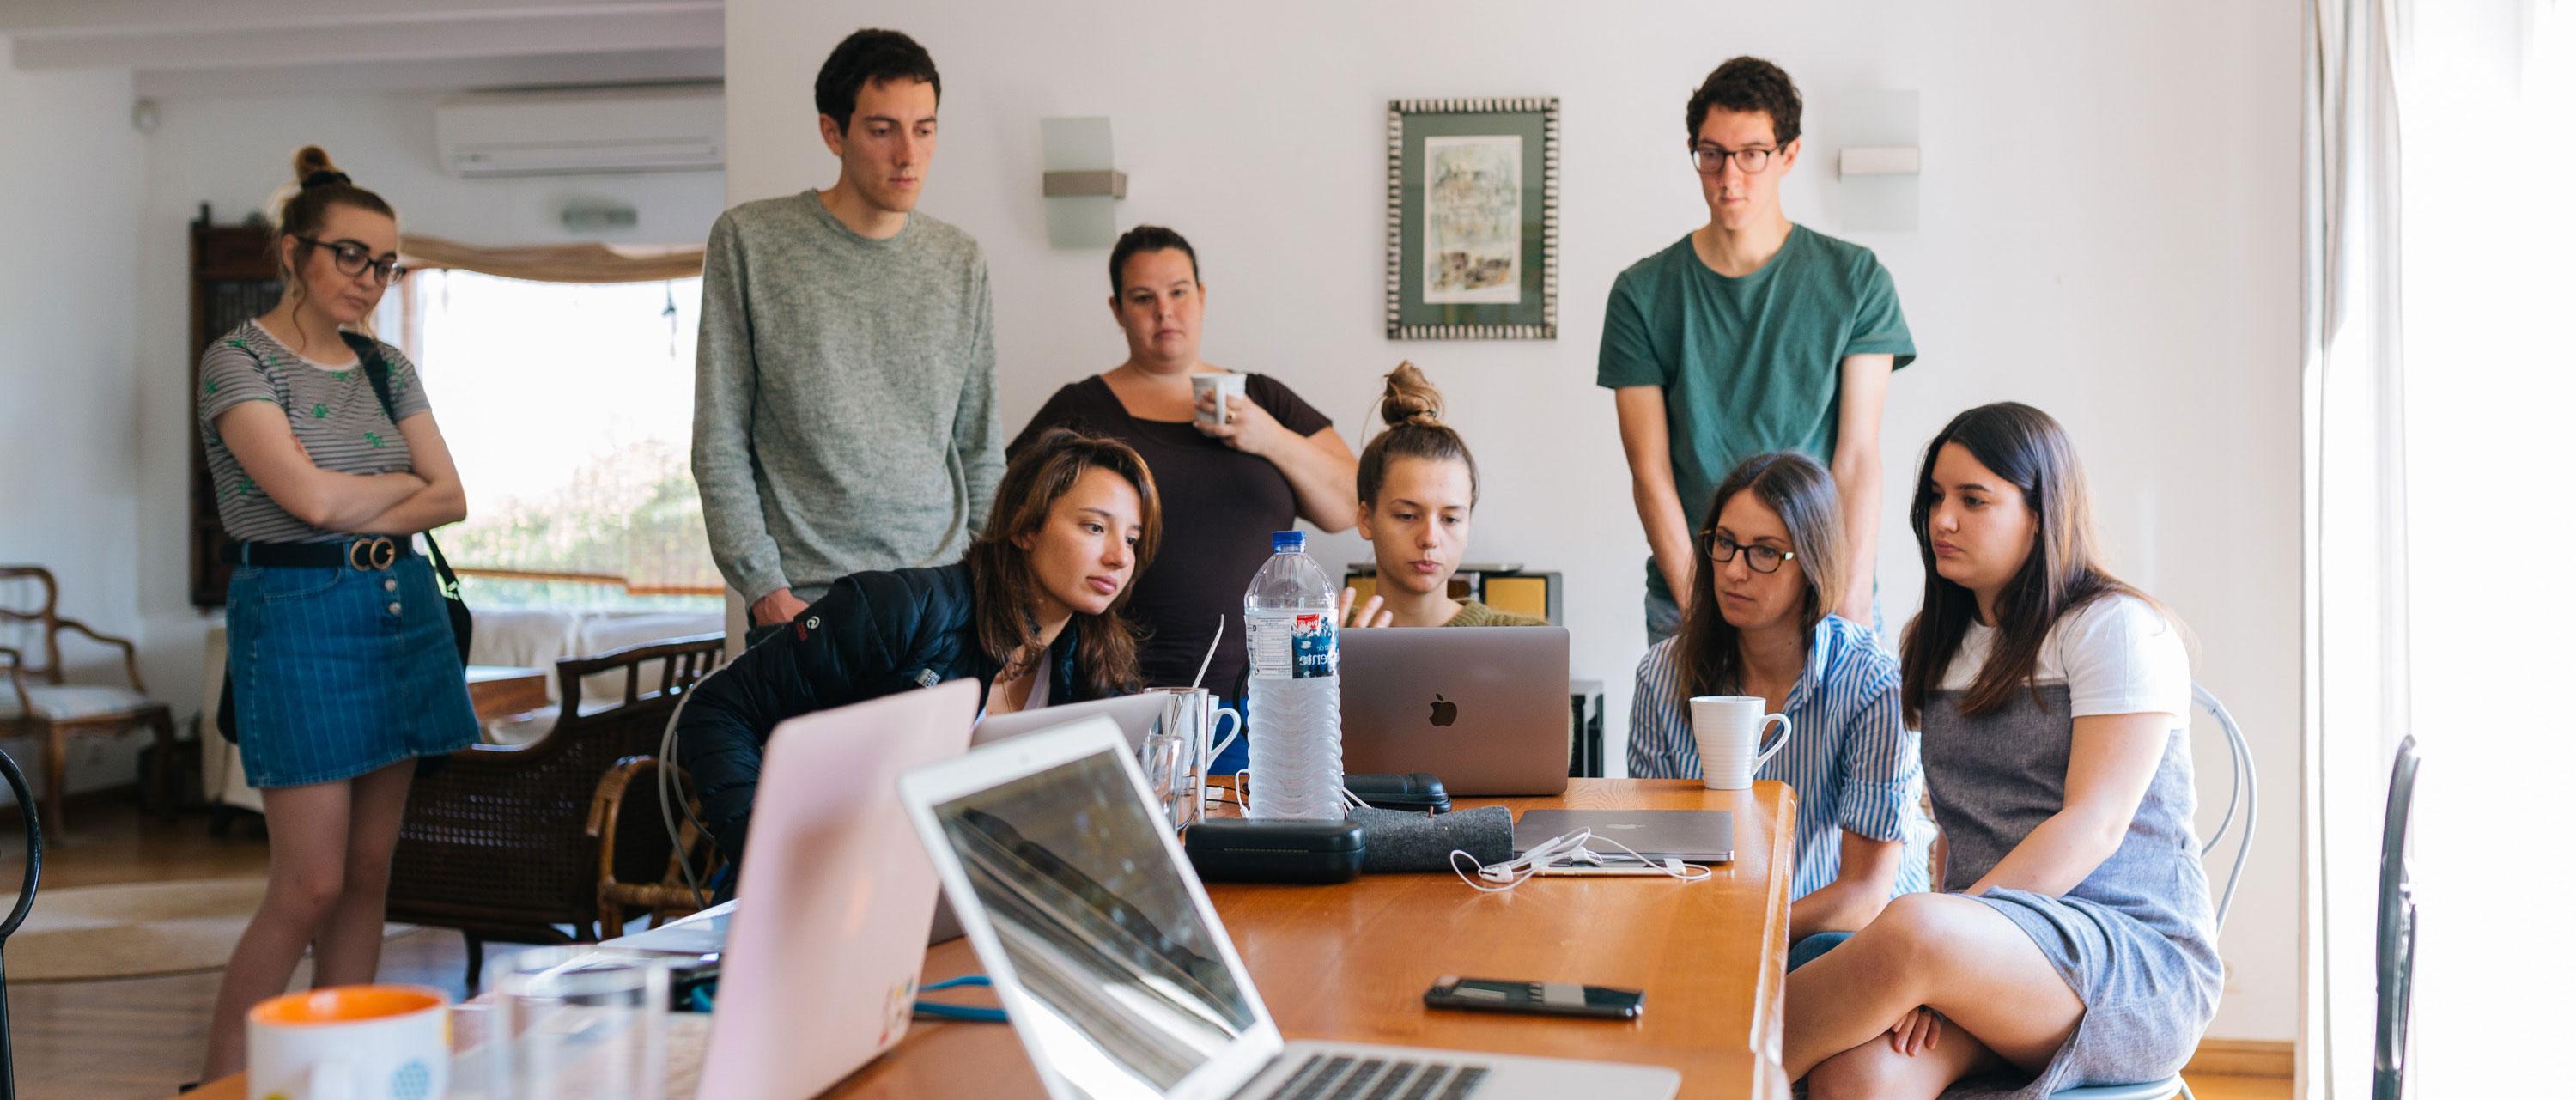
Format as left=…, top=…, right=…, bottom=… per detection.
left=832, top=777, right=1796, bottom=1100
left=173, top=779, right=1798, bottom=1100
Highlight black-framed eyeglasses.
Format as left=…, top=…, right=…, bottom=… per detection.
left=1690, top=143, right=1777, bottom=176
left=301, top=237, right=409, bottom=285
left=1698, top=528, right=1795, bottom=574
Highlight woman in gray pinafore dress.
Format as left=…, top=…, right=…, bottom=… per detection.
left=1782, top=403, right=2221, bottom=1099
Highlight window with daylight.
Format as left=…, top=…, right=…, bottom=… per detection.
left=381, top=269, right=720, bottom=612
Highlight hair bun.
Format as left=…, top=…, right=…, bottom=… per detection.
left=1376, top=361, right=1446, bottom=429
left=291, top=145, right=347, bottom=190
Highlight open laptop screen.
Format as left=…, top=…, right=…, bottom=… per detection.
left=930, top=746, right=1256, bottom=1097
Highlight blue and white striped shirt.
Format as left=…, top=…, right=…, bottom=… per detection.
left=1626, top=614, right=1932, bottom=901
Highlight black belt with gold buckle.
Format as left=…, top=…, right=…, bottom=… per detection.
left=225, top=538, right=413, bottom=571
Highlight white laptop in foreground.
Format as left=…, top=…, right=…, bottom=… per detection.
left=896, top=720, right=1682, bottom=1100
left=696, top=678, right=979, bottom=1100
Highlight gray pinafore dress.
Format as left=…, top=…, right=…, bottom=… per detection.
left=1922, top=684, right=2223, bottom=1098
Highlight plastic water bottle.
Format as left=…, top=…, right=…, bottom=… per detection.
left=1242, top=531, right=1345, bottom=819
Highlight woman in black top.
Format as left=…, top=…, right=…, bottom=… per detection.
left=677, top=429, right=1162, bottom=872
left=1011, top=226, right=1357, bottom=730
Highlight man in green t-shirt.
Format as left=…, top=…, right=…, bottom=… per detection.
left=1599, top=57, right=1915, bottom=641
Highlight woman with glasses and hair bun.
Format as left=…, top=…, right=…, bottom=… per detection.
left=1626, top=451, right=1930, bottom=964
left=195, top=146, right=474, bottom=1079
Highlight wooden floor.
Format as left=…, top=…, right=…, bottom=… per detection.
left=0, top=799, right=2292, bottom=1100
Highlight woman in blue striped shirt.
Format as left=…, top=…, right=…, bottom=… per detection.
left=1627, top=452, right=1930, bottom=954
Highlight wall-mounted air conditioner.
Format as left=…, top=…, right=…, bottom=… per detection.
left=435, top=85, right=723, bottom=178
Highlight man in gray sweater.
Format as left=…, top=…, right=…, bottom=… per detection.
left=692, top=27, right=999, bottom=641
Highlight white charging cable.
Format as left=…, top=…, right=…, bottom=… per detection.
left=1448, top=829, right=1713, bottom=893
left=656, top=647, right=743, bottom=909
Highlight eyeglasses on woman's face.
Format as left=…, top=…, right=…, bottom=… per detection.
left=1698, top=528, right=1795, bottom=574
left=300, top=236, right=408, bottom=285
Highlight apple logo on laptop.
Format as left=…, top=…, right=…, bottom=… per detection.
left=1428, top=694, right=1458, bottom=727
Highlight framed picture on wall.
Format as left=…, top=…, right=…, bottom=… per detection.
left=1385, top=97, right=1559, bottom=340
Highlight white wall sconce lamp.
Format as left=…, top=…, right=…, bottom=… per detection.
left=1042, top=116, right=1126, bottom=248
left=1831, top=90, right=1920, bottom=231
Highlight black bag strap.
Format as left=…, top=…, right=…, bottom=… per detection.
left=347, top=333, right=465, bottom=603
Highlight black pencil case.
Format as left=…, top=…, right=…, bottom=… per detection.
left=1345, top=772, right=1452, bottom=813
left=1183, top=817, right=1365, bottom=884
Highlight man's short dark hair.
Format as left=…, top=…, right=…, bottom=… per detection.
left=815, top=28, right=941, bottom=132
left=1686, top=57, right=1801, bottom=145
left=1109, top=225, right=1201, bottom=295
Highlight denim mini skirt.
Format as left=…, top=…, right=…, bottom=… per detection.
left=224, top=554, right=478, bottom=788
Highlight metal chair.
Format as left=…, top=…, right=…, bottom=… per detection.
left=2049, top=683, right=2258, bottom=1100
left=2372, top=736, right=2418, bottom=1100
left=0, top=745, right=39, bottom=1100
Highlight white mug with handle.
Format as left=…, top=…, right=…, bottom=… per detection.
left=1688, top=696, right=1793, bottom=791
left=247, top=985, right=451, bottom=1100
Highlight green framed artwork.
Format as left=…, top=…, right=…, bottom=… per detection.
left=1385, top=97, right=1559, bottom=340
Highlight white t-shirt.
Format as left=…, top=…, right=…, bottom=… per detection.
left=1939, top=594, right=2190, bottom=726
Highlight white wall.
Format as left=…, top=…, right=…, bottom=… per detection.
left=726, top=0, right=2302, bottom=1042
left=128, top=91, right=726, bottom=739
left=0, top=46, right=155, bottom=795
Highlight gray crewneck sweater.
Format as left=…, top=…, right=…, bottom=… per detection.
left=690, top=191, right=1000, bottom=602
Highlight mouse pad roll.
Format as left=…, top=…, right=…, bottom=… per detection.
left=1347, top=805, right=1513, bottom=872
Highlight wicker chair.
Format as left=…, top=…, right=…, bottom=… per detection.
left=386, top=631, right=723, bottom=989
left=588, top=756, right=722, bottom=936
left=0, top=566, right=180, bottom=843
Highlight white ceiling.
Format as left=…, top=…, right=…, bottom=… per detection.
left=1, top=0, right=722, bottom=97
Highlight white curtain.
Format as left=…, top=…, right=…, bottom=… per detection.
left=2310, top=2, right=2576, bottom=1097
left=2301, top=0, right=2407, bottom=1097
left=2388, top=1, right=2576, bottom=1097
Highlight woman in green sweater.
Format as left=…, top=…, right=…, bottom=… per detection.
left=1339, top=362, right=1547, bottom=629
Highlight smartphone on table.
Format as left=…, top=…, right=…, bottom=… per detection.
left=1422, top=976, right=1644, bottom=1020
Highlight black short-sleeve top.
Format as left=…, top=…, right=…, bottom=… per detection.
left=1008, top=373, right=1334, bottom=696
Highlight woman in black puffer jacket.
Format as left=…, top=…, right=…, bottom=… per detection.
left=677, top=428, right=1163, bottom=872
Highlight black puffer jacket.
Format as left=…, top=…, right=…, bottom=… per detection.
left=675, top=562, right=1091, bottom=872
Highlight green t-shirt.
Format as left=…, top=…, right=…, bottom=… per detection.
left=1595, top=226, right=1915, bottom=600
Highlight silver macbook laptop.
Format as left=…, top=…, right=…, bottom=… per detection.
left=1513, top=810, right=1735, bottom=863
left=972, top=692, right=1169, bottom=750
left=1339, top=626, right=1571, bottom=796
left=897, top=720, right=1680, bottom=1100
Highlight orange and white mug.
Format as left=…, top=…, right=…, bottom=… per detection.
left=248, top=984, right=450, bottom=1100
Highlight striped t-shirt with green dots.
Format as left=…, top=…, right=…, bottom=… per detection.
left=197, top=319, right=431, bottom=544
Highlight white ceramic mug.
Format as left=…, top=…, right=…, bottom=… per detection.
left=1189, top=372, right=1248, bottom=427
left=248, top=985, right=451, bottom=1100
left=1689, top=696, right=1793, bottom=791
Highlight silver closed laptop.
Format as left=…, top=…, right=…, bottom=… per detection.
left=1513, top=809, right=1736, bottom=863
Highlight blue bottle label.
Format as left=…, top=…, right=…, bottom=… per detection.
left=1291, top=613, right=1338, bottom=679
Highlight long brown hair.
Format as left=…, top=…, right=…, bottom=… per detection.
left=1357, top=362, right=1478, bottom=507
left=270, top=145, right=398, bottom=346
left=966, top=429, right=1163, bottom=696
left=1898, top=402, right=2153, bottom=725
left=1669, top=452, right=1846, bottom=706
